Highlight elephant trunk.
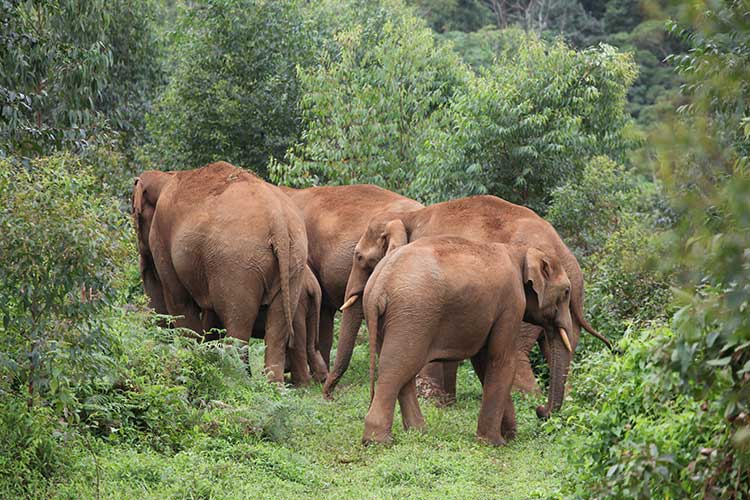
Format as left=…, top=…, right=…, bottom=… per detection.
left=536, top=327, right=572, bottom=419
left=322, top=301, right=364, bottom=398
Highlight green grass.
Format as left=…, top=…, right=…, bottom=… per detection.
left=48, top=337, right=567, bottom=499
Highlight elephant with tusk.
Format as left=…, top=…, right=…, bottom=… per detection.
left=325, top=194, right=612, bottom=418
left=361, top=237, right=574, bottom=446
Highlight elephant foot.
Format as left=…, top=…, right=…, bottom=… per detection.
left=536, top=405, right=551, bottom=420
left=415, top=375, right=455, bottom=407
left=476, top=433, right=507, bottom=447
left=501, top=423, right=517, bottom=441
left=322, top=374, right=341, bottom=400
left=290, top=373, right=312, bottom=387
left=362, top=431, right=393, bottom=446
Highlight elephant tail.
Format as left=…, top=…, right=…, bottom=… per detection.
left=364, top=290, right=382, bottom=407
left=271, top=218, right=297, bottom=349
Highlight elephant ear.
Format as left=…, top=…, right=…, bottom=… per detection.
left=524, top=247, right=550, bottom=307
left=132, top=177, right=146, bottom=219
left=382, top=219, right=408, bottom=255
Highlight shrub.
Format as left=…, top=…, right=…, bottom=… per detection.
left=0, top=395, right=80, bottom=498
left=146, top=0, right=317, bottom=175
left=272, top=0, right=469, bottom=192
left=0, top=154, right=129, bottom=415
left=412, top=31, right=637, bottom=211
left=557, top=327, right=728, bottom=499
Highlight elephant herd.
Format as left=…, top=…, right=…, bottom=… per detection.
left=132, top=161, right=611, bottom=446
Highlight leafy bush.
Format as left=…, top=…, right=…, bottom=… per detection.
left=547, top=156, right=643, bottom=257
left=582, top=219, right=674, bottom=338
left=0, top=396, right=81, bottom=498
left=546, top=156, right=674, bottom=338
left=146, top=0, right=317, bottom=175
left=412, top=31, right=637, bottom=210
left=0, top=154, right=129, bottom=414
left=272, top=0, right=468, bottom=192
left=0, top=0, right=162, bottom=157
left=557, top=327, right=729, bottom=499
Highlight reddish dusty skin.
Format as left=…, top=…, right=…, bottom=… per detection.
left=278, top=185, right=423, bottom=369
left=133, top=162, right=307, bottom=383
left=327, top=195, right=611, bottom=417
left=360, top=237, right=574, bottom=445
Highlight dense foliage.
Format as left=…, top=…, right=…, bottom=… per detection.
left=1, top=0, right=747, bottom=498
left=0, top=0, right=161, bottom=157
left=273, top=3, right=467, bottom=190
left=146, top=0, right=316, bottom=174
left=413, top=33, right=637, bottom=209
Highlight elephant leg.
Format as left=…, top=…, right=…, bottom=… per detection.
left=289, top=306, right=311, bottom=387
left=416, top=361, right=457, bottom=405
left=441, top=361, right=458, bottom=403
left=398, top=377, right=426, bottom=431
left=162, top=282, right=202, bottom=333
left=213, top=278, right=264, bottom=377
left=501, top=393, right=517, bottom=440
left=363, top=332, right=428, bottom=445
left=476, top=319, right=520, bottom=446
left=318, top=304, right=335, bottom=368
left=471, top=346, right=488, bottom=384
left=513, top=323, right=542, bottom=393
left=264, top=296, right=293, bottom=384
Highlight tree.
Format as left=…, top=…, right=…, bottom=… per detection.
left=272, top=3, right=469, bottom=192
left=146, top=0, right=316, bottom=175
left=412, top=31, right=637, bottom=210
left=657, top=2, right=750, bottom=493
left=0, top=0, right=112, bottom=156
left=0, top=155, right=128, bottom=412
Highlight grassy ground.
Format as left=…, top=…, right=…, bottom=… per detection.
left=50, top=335, right=567, bottom=500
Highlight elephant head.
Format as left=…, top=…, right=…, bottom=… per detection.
left=521, top=247, right=575, bottom=420
left=132, top=170, right=175, bottom=314
left=341, top=216, right=407, bottom=310
left=323, top=213, right=407, bottom=397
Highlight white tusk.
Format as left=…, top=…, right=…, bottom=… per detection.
left=340, top=295, right=359, bottom=311
left=559, top=328, right=572, bottom=353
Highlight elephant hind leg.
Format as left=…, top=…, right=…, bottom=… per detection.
left=289, top=305, right=311, bottom=387
left=162, top=282, right=202, bottom=333
left=476, top=315, right=521, bottom=446
left=363, top=328, right=429, bottom=445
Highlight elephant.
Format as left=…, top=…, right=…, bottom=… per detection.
left=326, top=195, right=612, bottom=417
left=361, top=236, right=574, bottom=445
left=132, top=161, right=308, bottom=382
left=278, top=185, right=423, bottom=367
left=201, top=264, right=329, bottom=386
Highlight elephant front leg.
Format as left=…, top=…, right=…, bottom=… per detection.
left=501, top=393, right=517, bottom=440
left=476, top=321, right=519, bottom=446
left=318, top=305, right=336, bottom=368
left=398, top=377, right=426, bottom=431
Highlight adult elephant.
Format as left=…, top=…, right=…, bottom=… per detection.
left=278, top=185, right=423, bottom=367
left=133, top=162, right=308, bottom=382
left=324, top=195, right=612, bottom=418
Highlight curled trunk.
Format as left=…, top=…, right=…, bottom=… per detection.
left=322, top=301, right=364, bottom=398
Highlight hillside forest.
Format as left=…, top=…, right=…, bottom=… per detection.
left=1, top=0, right=749, bottom=498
